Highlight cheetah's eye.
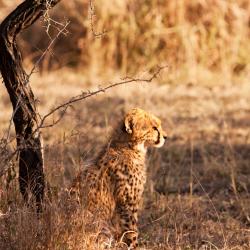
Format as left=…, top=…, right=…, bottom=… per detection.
left=153, top=126, right=158, bottom=131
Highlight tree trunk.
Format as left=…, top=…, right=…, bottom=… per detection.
left=0, top=0, right=61, bottom=211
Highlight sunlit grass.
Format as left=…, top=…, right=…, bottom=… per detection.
left=0, top=0, right=249, bottom=249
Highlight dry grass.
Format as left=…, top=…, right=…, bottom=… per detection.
left=0, top=71, right=250, bottom=249
left=0, top=0, right=250, bottom=249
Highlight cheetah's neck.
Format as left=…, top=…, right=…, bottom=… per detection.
left=134, top=142, right=147, bottom=154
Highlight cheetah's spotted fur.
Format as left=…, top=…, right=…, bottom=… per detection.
left=71, top=108, right=167, bottom=249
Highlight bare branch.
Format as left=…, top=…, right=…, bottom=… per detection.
left=39, top=65, right=167, bottom=129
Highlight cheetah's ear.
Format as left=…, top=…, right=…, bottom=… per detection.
left=124, top=115, right=133, bottom=134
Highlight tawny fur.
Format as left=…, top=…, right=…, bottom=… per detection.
left=71, top=108, right=167, bottom=249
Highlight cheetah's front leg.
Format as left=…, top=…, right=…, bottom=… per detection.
left=116, top=201, right=139, bottom=249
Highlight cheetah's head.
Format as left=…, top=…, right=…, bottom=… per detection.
left=124, top=108, right=167, bottom=149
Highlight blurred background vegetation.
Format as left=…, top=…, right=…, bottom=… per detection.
left=0, top=0, right=249, bottom=81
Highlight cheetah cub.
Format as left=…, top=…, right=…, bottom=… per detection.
left=71, top=108, right=167, bottom=249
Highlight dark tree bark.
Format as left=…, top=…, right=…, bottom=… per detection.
left=0, top=0, right=61, bottom=211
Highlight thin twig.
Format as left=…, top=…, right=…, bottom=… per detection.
left=192, top=172, right=227, bottom=246
left=88, top=0, right=107, bottom=38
